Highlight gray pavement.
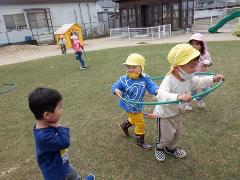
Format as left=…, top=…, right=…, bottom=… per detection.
left=0, top=32, right=239, bottom=66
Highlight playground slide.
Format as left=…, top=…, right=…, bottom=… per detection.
left=208, top=11, right=240, bottom=33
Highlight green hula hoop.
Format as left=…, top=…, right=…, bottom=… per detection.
left=0, top=82, right=17, bottom=95
left=119, top=72, right=222, bottom=106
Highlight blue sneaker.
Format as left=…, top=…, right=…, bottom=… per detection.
left=85, top=174, right=95, bottom=180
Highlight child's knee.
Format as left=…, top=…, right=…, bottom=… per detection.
left=135, top=123, right=145, bottom=134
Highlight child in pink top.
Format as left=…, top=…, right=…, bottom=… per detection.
left=71, top=35, right=86, bottom=69
left=186, top=33, right=212, bottom=110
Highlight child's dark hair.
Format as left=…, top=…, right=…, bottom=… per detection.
left=189, top=40, right=205, bottom=55
left=28, top=87, right=62, bottom=119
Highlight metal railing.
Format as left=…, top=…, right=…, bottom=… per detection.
left=110, top=24, right=171, bottom=40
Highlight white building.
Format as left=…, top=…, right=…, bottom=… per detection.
left=0, top=0, right=98, bottom=45
left=96, top=0, right=117, bottom=13
left=96, top=0, right=119, bottom=29
left=195, top=0, right=240, bottom=19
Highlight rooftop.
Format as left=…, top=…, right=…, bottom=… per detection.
left=0, top=0, right=95, bottom=5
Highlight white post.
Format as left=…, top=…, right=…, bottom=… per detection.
left=6, top=31, right=10, bottom=44
left=225, top=0, right=227, bottom=16
left=36, top=29, right=40, bottom=42
left=210, top=9, right=213, bottom=27
left=158, top=26, right=161, bottom=38
left=169, top=24, right=171, bottom=36
left=163, top=25, right=166, bottom=37
left=151, top=27, right=153, bottom=40
left=110, top=29, right=112, bottom=40
left=128, top=26, right=130, bottom=40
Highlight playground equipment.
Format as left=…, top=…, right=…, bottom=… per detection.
left=208, top=11, right=240, bottom=33
left=0, top=82, right=17, bottom=95
left=119, top=72, right=223, bottom=106
left=54, top=23, right=83, bottom=48
left=235, top=19, right=240, bottom=36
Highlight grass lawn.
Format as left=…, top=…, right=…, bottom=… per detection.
left=0, top=41, right=239, bottom=179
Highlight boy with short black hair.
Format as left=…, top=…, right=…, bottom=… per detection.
left=28, top=87, right=94, bottom=180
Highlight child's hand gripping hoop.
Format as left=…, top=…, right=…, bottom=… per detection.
left=119, top=72, right=223, bottom=106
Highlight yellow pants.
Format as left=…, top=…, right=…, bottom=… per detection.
left=127, top=112, right=144, bottom=135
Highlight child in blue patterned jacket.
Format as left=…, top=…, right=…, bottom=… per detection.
left=112, top=53, right=159, bottom=150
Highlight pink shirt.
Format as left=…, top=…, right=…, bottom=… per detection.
left=190, top=33, right=212, bottom=72
left=197, top=51, right=212, bottom=72
left=72, top=40, right=83, bottom=53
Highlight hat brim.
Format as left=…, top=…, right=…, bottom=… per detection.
left=123, top=62, right=144, bottom=71
left=123, top=62, right=141, bottom=66
left=177, top=50, right=200, bottom=66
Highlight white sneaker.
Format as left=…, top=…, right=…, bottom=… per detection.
left=80, top=66, right=86, bottom=70
left=155, top=148, right=165, bottom=161
left=196, top=100, right=205, bottom=108
left=165, top=147, right=186, bottom=158
left=186, top=104, right=193, bottom=111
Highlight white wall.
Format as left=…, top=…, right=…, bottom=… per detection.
left=96, top=4, right=115, bottom=12
left=0, top=2, right=98, bottom=44
left=195, top=9, right=226, bottom=19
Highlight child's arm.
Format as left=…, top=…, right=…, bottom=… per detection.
left=39, top=127, right=70, bottom=151
left=79, top=41, right=84, bottom=50
left=156, top=77, right=179, bottom=103
left=213, top=74, right=224, bottom=82
left=143, top=112, right=157, bottom=119
left=146, top=76, right=159, bottom=96
left=114, top=89, right=122, bottom=97
left=112, top=77, right=124, bottom=96
left=192, top=74, right=224, bottom=90
left=177, top=94, right=192, bottom=102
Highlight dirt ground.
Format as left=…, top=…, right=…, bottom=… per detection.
left=0, top=32, right=239, bottom=66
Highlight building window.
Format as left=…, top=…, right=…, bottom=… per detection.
left=3, top=13, right=27, bottom=31
left=128, top=8, right=136, bottom=27
left=120, top=9, right=128, bottom=27
left=172, top=2, right=180, bottom=29
left=28, top=9, right=48, bottom=28
left=163, top=3, right=171, bottom=25
left=136, top=7, right=141, bottom=27
left=152, top=5, right=162, bottom=26
left=188, top=0, right=194, bottom=27
left=182, top=0, right=188, bottom=27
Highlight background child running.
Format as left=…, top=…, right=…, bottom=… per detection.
left=71, top=35, right=86, bottom=69
left=28, top=87, right=95, bottom=180
left=59, top=34, right=66, bottom=54
left=153, top=44, right=224, bottom=162
left=186, top=33, right=213, bottom=110
left=112, top=53, right=159, bottom=151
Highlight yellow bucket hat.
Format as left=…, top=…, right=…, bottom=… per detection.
left=123, top=53, right=145, bottom=71
left=168, top=43, right=200, bottom=70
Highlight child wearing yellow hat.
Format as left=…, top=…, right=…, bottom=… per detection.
left=153, top=43, right=224, bottom=161
left=112, top=53, right=159, bottom=150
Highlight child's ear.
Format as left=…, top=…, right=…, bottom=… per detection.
left=43, top=112, right=50, bottom=120
left=173, top=66, right=179, bottom=71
